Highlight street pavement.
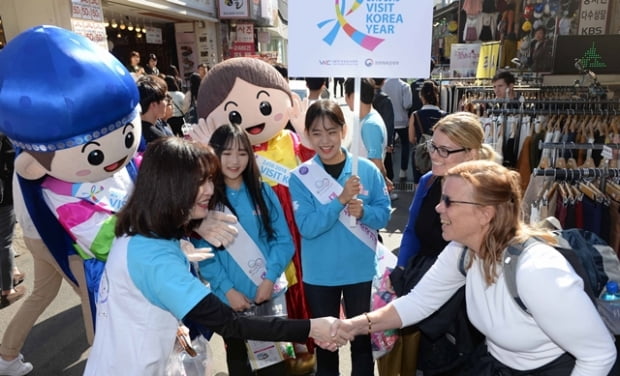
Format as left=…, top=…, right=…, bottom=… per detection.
left=0, top=98, right=417, bottom=375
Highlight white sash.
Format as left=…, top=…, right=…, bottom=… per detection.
left=220, top=206, right=288, bottom=296
left=291, top=159, right=379, bottom=253
left=255, top=155, right=290, bottom=187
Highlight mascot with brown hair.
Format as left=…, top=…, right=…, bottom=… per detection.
left=190, top=57, right=316, bottom=374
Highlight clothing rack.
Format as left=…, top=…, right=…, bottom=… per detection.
left=532, top=168, right=620, bottom=180
left=538, top=142, right=620, bottom=151
left=483, top=101, right=620, bottom=116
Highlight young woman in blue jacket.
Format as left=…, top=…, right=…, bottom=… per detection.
left=198, top=124, right=295, bottom=375
left=289, top=99, right=391, bottom=376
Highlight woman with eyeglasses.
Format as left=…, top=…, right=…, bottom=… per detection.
left=383, top=112, right=497, bottom=376
left=344, top=160, right=616, bottom=375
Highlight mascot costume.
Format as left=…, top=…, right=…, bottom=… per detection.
left=190, top=57, right=316, bottom=371
left=0, top=25, right=141, bottom=350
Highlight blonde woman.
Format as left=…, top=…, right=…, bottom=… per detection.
left=350, top=160, right=616, bottom=375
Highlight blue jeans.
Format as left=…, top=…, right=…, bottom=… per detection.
left=304, top=281, right=374, bottom=376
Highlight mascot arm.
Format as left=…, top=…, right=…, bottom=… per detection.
left=188, top=117, right=220, bottom=146
left=287, top=93, right=313, bottom=150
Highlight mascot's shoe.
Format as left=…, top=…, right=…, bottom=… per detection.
left=286, top=352, right=316, bottom=375
left=0, top=286, right=26, bottom=309
left=0, top=353, right=33, bottom=376
left=12, top=271, right=25, bottom=287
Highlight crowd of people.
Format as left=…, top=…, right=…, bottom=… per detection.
left=0, top=29, right=617, bottom=376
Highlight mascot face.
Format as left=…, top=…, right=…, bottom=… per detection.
left=196, top=58, right=298, bottom=146
left=0, top=26, right=141, bottom=184
left=46, top=113, right=141, bottom=183
left=208, top=78, right=292, bottom=145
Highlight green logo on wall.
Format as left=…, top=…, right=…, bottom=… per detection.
left=579, top=42, right=607, bottom=69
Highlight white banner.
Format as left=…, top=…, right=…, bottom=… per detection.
left=449, top=43, right=481, bottom=78
left=288, top=0, right=433, bottom=77
left=578, top=0, right=610, bottom=35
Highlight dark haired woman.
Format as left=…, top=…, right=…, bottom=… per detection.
left=199, top=124, right=295, bottom=375
left=408, top=80, right=446, bottom=183
left=84, top=137, right=348, bottom=375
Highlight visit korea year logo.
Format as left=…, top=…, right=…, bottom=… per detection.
left=318, top=0, right=404, bottom=52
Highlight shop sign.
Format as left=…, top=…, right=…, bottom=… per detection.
left=476, top=41, right=500, bottom=79
left=578, top=0, right=609, bottom=35
left=71, top=0, right=103, bottom=22
left=146, top=26, right=163, bottom=45
left=553, top=35, right=620, bottom=74
left=176, top=31, right=198, bottom=80
left=218, top=0, right=250, bottom=19
left=288, top=1, right=432, bottom=77
left=236, top=23, right=254, bottom=43
left=230, top=41, right=255, bottom=57
left=70, top=19, right=107, bottom=49
left=168, top=0, right=216, bottom=13
left=450, top=43, right=481, bottom=78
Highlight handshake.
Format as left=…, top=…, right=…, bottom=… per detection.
left=308, top=317, right=363, bottom=351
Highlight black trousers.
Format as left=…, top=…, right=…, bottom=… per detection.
left=304, top=281, right=374, bottom=376
left=461, top=344, right=575, bottom=376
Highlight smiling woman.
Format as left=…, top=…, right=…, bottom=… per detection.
left=384, top=112, right=498, bottom=375
left=346, top=160, right=617, bottom=376
left=84, top=137, right=349, bottom=375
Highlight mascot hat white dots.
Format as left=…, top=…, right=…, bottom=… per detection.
left=0, top=25, right=139, bottom=152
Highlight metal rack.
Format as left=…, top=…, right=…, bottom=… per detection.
left=533, top=168, right=620, bottom=180
left=538, top=142, right=620, bottom=151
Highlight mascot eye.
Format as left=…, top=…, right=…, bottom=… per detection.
left=259, top=101, right=272, bottom=116
left=228, top=111, right=242, bottom=125
left=87, top=149, right=105, bottom=166
left=125, top=131, right=135, bottom=148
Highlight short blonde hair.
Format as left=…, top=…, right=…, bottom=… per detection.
left=433, top=112, right=497, bottom=162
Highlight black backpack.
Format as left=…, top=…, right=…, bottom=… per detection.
left=458, top=229, right=620, bottom=334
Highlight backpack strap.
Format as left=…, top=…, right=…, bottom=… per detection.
left=504, top=238, right=540, bottom=314
left=414, top=111, right=425, bottom=143
left=459, top=239, right=538, bottom=314
left=458, top=247, right=469, bottom=276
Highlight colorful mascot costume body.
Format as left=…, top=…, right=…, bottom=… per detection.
left=193, top=57, right=316, bottom=372
left=0, top=25, right=141, bottom=348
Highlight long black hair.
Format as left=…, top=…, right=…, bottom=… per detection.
left=208, top=124, right=277, bottom=241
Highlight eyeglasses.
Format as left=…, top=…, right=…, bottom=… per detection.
left=426, top=140, right=467, bottom=158
left=440, top=194, right=484, bottom=208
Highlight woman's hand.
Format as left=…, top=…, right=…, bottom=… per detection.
left=309, top=317, right=354, bottom=351
left=339, top=175, right=361, bottom=204
left=225, top=288, right=251, bottom=312
left=254, top=279, right=274, bottom=304
left=346, top=198, right=364, bottom=219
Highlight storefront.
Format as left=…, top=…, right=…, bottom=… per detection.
left=433, top=0, right=620, bottom=85
left=0, top=0, right=222, bottom=84
left=218, top=0, right=287, bottom=63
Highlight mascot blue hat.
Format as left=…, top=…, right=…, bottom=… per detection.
left=0, top=25, right=139, bottom=152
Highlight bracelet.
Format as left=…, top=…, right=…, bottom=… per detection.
left=363, top=312, right=372, bottom=334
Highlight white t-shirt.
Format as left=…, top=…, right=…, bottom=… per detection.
left=392, top=241, right=616, bottom=375
left=84, top=235, right=210, bottom=375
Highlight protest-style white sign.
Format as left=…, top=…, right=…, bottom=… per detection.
left=288, top=0, right=433, bottom=78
